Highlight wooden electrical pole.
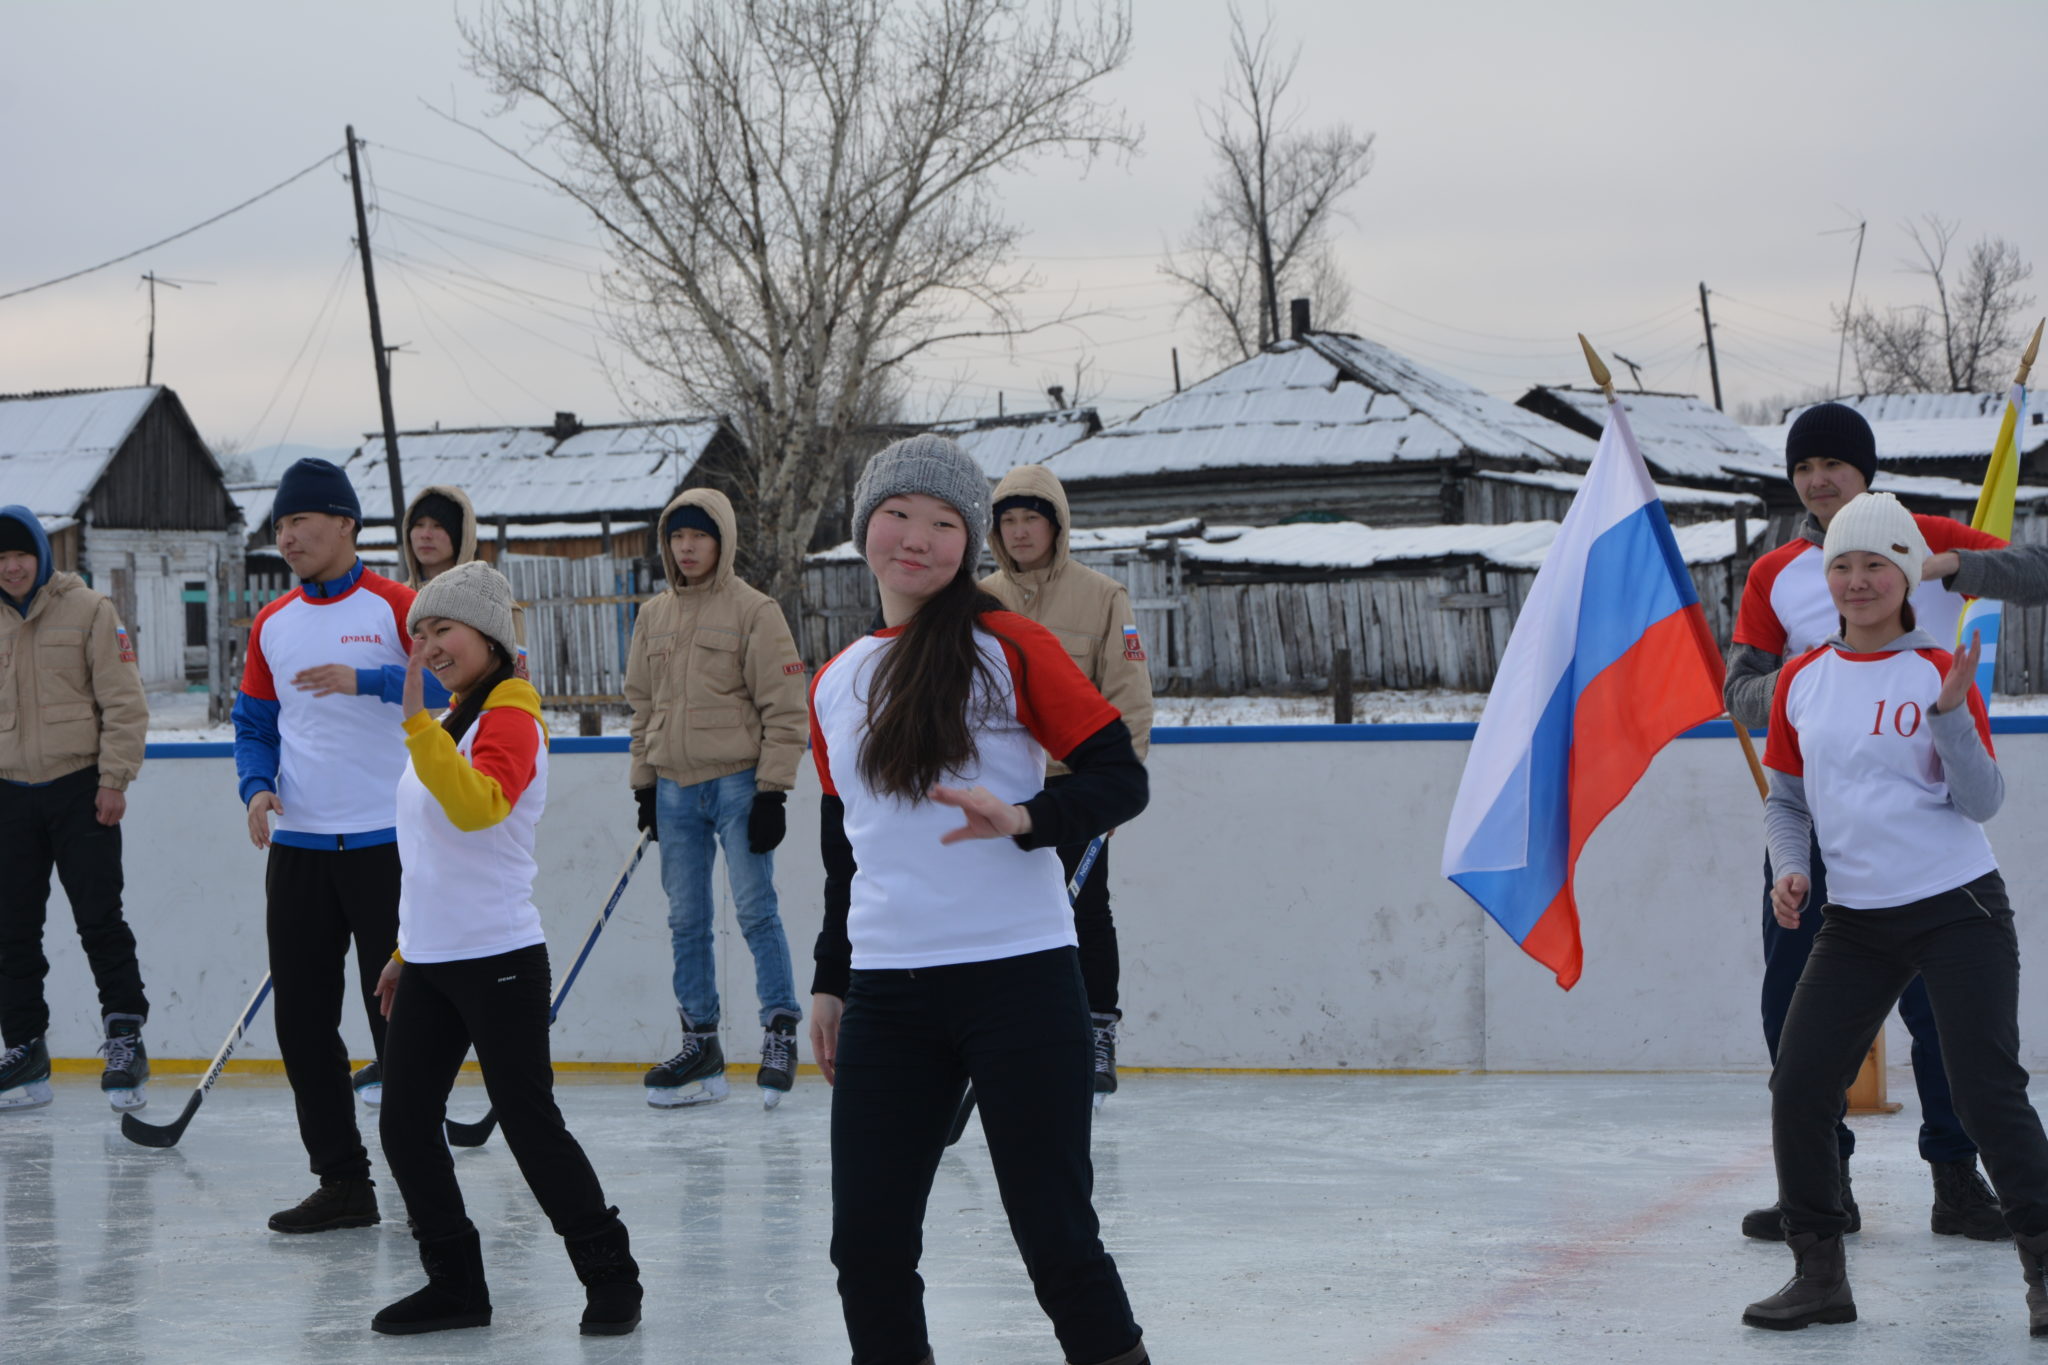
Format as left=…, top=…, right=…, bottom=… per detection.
left=346, top=125, right=405, bottom=523
left=1698, top=282, right=1724, bottom=412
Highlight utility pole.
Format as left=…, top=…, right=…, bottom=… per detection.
left=345, top=125, right=405, bottom=523
left=1830, top=219, right=1867, bottom=397
left=1698, top=281, right=1724, bottom=412
left=140, top=272, right=182, bottom=385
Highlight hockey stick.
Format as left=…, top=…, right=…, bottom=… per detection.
left=945, top=834, right=1106, bottom=1148
left=121, top=974, right=273, bottom=1149
left=445, top=830, right=652, bottom=1148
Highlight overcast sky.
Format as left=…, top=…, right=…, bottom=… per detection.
left=4, top=0, right=2044, bottom=460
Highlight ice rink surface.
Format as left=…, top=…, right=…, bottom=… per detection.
left=3, top=1068, right=2043, bottom=1364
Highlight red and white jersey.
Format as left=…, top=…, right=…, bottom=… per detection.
left=1734, top=515, right=2003, bottom=659
left=809, top=611, right=1119, bottom=971
left=1764, top=645, right=1997, bottom=909
left=241, top=571, right=415, bottom=835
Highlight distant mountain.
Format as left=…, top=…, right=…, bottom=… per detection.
left=218, top=442, right=351, bottom=486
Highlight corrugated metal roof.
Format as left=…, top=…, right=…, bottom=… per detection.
left=0, top=387, right=159, bottom=515
left=1524, top=387, right=1771, bottom=480
left=1798, top=392, right=2030, bottom=423
left=929, top=410, right=1098, bottom=477
left=1042, top=336, right=1589, bottom=484
left=1719, top=450, right=2048, bottom=505
left=338, top=419, right=724, bottom=521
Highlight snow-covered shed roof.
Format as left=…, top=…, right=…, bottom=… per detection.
left=1748, top=411, right=2048, bottom=464
left=0, top=387, right=161, bottom=516
left=1177, top=516, right=1755, bottom=574
left=1718, top=449, right=2048, bottom=506
left=1794, top=393, right=2033, bottom=424
left=1474, top=468, right=1763, bottom=511
left=1040, top=335, right=1591, bottom=484
left=929, top=409, right=1100, bottom=478
left=338, top=418, right=728, bottom=523
left=1516, top=386, right=1772, bottom=480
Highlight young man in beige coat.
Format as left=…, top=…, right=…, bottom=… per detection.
left=0, top=505, right=151, bottom=1113
left=625, top=488, right=809, bottom=1107
left=981, top=464, right=1154, bottom=1100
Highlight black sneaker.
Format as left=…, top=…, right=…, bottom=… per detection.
left=352, top=1059, right=382, bottom=1108
left=1931, top=1158, right=2011, bottom=1240
left=644, top=1020, right=728, bottom=1109
left=268, top=1178, right=380, bottom=1234
left=756, top=1010, right=798, bottom=1108
left=1090, top=1012, right=1119, bottom=1108
left=0, top=1036, right=52, bottom=1112
left=100, top=1014, right=149, bottom=1112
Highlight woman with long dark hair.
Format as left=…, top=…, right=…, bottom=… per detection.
left=807, top=435, right=1152, bottom=1365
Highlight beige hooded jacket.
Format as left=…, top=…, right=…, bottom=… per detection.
left=980, top=464, right=1153, bottom=774
left=624, top=488, right=809, bottom=793
left=0, top=573, right=149, bottom=789
left=399, top=484, right=479, bottom=588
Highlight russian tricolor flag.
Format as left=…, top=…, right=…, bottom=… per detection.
left=1441, top=399, right=1726, bottom=988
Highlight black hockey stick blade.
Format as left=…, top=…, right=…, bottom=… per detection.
left=120, top=1090, right=202, bottom=1148
left=445, top=1109, right=498, bottom=1148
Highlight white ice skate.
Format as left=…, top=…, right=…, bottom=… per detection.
left=0, top=1038, right=54, bottom=1113
left=352, top=1059, right=382, bottom=1109
left=647, top=1073, right=731, bottom=1109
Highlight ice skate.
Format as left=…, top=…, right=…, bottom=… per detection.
left=99, top=1013, right=149, bottom=1112
left=756, top=1009, right=798, bottom=1109
left=645, top=1015, right=728, bottom=1108
left=352, top=1058, right=382, bottom=1109
left=1091, top=1012, right=1119, bottom=1112
left=0, top=1036, right=53, bottom=1113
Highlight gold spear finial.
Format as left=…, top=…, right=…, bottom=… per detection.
left=1578, top=333, right=1616, bottom=403
left=2018, top=318, right=2044, bottom=387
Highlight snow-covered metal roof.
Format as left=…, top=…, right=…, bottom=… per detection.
left=1041, top=335, right=1590, bottom=484
left=1519, top=386, right=1772, bottom=480
left=1176, top=515, right=1753, bottom=574
left=1748, top=413, right=2048, bottom=463
left=1474, top=468, right=1763, bottom=510
left=0, top=387, right=160, bottom=516
left=1795, top=393, right=2033, bottom=423
left=357, top=519, right=651, bottom=547
left=1718, top=449, right=2048, bottom=506
left=339, top=419, right=725, bottom=522
left=929, top=409, right=1099, bottom=478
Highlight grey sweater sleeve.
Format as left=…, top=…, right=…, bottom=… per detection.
left=1929, top=701, right=2005, bottom=821
left=1949, top=543, right=2048, bottom=605
left=1764, top=768, right=1813, bottom=884
left=1724, top=643, right=1781, bottom=732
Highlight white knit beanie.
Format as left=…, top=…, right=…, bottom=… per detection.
left=1822, top=491, right=1926, bottom=588
left=407, top=560, right=518, bottom=662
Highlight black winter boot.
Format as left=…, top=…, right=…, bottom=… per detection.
left=1931, top=1157, right=2011, bottom=1240
left=564, top=1208, right=643, bottom=1336
left=372, top=1225, right=492, bottom=1335
left=1740, top=1157, right=1859, bottom=1241
left=1070, top=1339, right=1148, bottom=1365
left=2016, top=1229, right=2048, bottom=1337
left=268, top=1177, right=379, bottom=1233
left=1742, top=1231, right=1856, bottom=1331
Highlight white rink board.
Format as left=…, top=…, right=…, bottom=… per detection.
left=33, top=727, right=2048, bottom=1072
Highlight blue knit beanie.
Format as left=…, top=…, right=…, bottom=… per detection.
left=273, top=458, right=362, bottom=526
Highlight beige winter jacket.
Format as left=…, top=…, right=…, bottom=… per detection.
left=403, top=483, right=525, bottom=649
left=0, top=574, right=149, bottom=789
left=981, top=464, right=1153, bottom=775
left=624, top=489, right=809, bottom=793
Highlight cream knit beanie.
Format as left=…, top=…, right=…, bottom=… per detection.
left=1822, top=491, right=1926, bottom=588
left=408, top=560, right=519, bottom=662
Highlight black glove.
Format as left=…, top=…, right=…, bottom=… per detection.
left=748, top=791, right=787, bottom=854
left=635, top=786, right=658, bottom=840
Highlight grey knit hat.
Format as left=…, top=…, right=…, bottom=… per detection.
left=408, top=560, right=518, bottom=663
left=851, top=434, right=991, bottom=555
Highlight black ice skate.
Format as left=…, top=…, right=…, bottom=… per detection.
left=645, top=1015, right=728, bottom=1108
left=352, top=1058, right=382, bottom=1108
left=0, top=1036, right=52, bottom=1113
left=1091, top=1012, right=1119, bottom=1111
left=756, top=1009, right=798, bottom=1109
left=99, top=1013, right=149, bottom=1112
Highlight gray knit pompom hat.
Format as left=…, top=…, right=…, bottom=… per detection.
left=407, top=560, right=519, bottom=663
left=851, top=434, right=991, bottom=555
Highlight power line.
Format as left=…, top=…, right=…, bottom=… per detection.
left=0, top=149, right=344, bottom=302
left=238, top=248, right=358, bottom=454
left=1711, top=292, right=1838, bottom=334
left=372, top=184, right=610, bottom=254
left=1353, top=291, right=1694, bottom=347
left=368, top=140, right=560, bottom=189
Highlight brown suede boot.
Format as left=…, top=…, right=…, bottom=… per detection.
left=1742, top=1231, right=1855, bottom=1331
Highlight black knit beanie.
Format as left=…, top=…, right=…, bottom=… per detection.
left=1785, top=403, right=1878, bottom=488
left=409, top=491, right=465, bottom=544
left=273, top=457, right=362, bottom=525
left=0, top=516, right=37, bottom=556
left=993, top=494, right=1061, bottom=531
left=665, top=504, right=721, bottom=541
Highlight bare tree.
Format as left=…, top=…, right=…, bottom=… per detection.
left=1839, top=216, right=2035, bottom=393
left=1038, top=354, right=1099, bottom=410
left=1160, top=6, right=1374, bottom=365
left=460, top=0, right=1135, bottom=604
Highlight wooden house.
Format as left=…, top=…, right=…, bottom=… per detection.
left=0, top=386, right=241, bottom=688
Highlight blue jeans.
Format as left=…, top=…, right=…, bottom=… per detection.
left=656, top=770, right=798, bottom=1029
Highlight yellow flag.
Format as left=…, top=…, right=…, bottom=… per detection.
left=1968, top=382, right=2026, bottom=541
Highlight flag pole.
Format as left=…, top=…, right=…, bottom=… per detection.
left=1578, top=333, right=1768, bottom=802
left=2019, top=318, right=2043, bottom=386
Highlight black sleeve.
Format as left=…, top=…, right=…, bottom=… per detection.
left=810, top=794, right=855, bottom=998
left=1014, top=718, right=1148, bottom=851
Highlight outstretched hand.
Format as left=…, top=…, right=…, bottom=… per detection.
left=1938, top=632, right=1982, bottom=716
left=929, top=785, right=1032, bottom=845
